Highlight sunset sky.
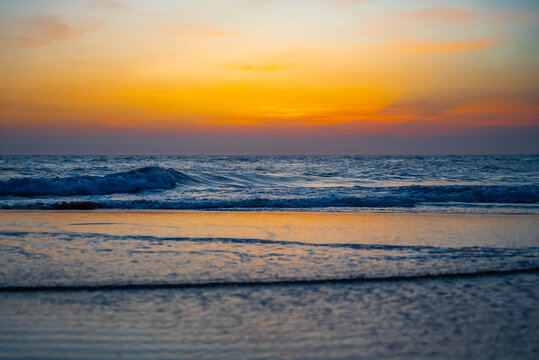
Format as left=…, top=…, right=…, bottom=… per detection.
left=1, top=0, right=538, bottom=154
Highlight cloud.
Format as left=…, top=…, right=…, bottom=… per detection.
left=250, top=0, right=289, bottom=4
left=401, top=38, right=501, bottom=54
left=398, top=7, right=535, bottom=25
left=447, top=98, right=539, bottom=117
left=375, top=97, right=539, bottom=130
left=368, top=38, right=502, bottom=54
left=155, top=24, right=233, bottom=38
left=335, top=0, right=378, bottom=5
left=227, top=64, right=286, bottom=72
left=400, top=7, right=475, bottom=22
left=87, top=0, right=129, bottom=11
left=376, top=101, right=451, bottom=120
left=0, top=16, right=92, bottom=47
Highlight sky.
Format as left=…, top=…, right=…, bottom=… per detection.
left=0, top=0, right=538, bottom=154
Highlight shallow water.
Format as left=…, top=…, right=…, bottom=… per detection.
left=1, top=154, right=538, bottom=360
left=1, top=212, right=537, bottom=289
left=1, top=274, right=538, bottom=360
left=0, top=211, right=538, bottom=358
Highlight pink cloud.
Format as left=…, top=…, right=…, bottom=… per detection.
left=367, top=38, right=503, bottom=55
left=335, top=0, right=378, bottom=5
left=0, top=16, right=92, bottom=47
left=155, top=24, right=233, bottom=38
left=227, top=64, right=286, bottom=72
left=399, top=38, right=502, bottom=54
left=87, top=0, right=129, bottom=11
left=400, top=7, right=475, bottom=22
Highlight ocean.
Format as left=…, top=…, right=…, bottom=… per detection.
left=0, top=155, right=538, bottom=359
left=1, top=155, right=538, bottom=213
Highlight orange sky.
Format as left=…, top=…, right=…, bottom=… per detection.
left=0, top=0, right=538, bottom=153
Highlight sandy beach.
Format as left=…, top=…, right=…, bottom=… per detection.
left=1, top=211, right=538, bottom=359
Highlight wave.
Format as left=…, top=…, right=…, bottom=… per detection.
left=7, top=186, right=537, bottom=210
left=0, top=166, right=197, bottom=196
left=0, top=164, right=537, bottom=209
left=1, top=267, right=537, bottom=293
left=1, top=230, right=537, bottom=292
left=0, top=166, right=299, bottom=197
left=7, top=230, right=535, bottom=255
left=4, top=230, right=536, bottom=262
left=401, top=184, right=539, bottom=204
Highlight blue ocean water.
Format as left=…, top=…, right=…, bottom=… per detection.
left=0, top=155, right=538, bottom=213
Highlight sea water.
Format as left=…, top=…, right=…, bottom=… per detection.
left=0, top=155, right=538, bottom=213
left=0, top=155, right=538, bottom=359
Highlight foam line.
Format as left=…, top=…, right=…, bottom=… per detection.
left=1, top=267, right=537, bottom=293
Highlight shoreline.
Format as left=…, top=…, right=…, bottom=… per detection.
left=2, top=266, right=539, bottom=293
left=1, top=208, right=538, bottom=213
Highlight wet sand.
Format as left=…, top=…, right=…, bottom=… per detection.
left=1, top=210, right=538, bottom=247
left=0, top=211, right=538, bottom=359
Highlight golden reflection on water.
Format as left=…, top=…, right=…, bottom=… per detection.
left=1, top=211, right=538, bottom=248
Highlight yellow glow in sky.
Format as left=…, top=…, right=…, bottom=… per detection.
left=0, top=0, right=538, bottom=153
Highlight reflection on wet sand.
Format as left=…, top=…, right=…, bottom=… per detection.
left=1, top=210, right=538, bottom=247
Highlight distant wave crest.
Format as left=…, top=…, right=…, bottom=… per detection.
left=401, top=184, right=539, bottom=204
left=3, top=185, right=538, bottom=210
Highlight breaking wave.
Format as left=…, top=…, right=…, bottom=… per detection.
left=0, top=166, right=196, bottom=196
left=0, top=161, right=537, bottom=210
